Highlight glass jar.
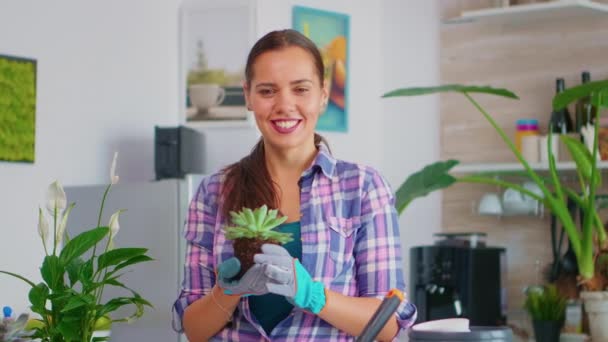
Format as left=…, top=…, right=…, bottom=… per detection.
left=516, top=119, right=539, bottom=152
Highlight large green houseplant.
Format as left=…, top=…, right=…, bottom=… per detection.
left=0, top=153, right=153, bottom=342
left=386, top=80, right=608, bottom=339
left=385, top=80, right=608, bottom=291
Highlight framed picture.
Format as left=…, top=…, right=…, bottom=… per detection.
left=179, top=0, right=256, bottom=125
left=292, top=6, right=350, bottom=132
left=0, top=54, right=37, bottom=163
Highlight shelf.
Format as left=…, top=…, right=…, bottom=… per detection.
left=184, top=110, right=256, bottom=130
left=443, top=0, right=608, bottom=25
left=452, top=161, right=608, bottom=173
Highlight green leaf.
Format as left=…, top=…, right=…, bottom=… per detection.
left=229, top=211, right=248, bottom=227
left=61, top=294, right=95, bottom=313
left=382, top=84, right=519, bottom=99
left=66, top=257, right=84, bottom=287
left=553, top=79, right=608, bottom=110
left=395, top=160, right=459, bottom=215
left=243, top=208, right=256, bottom=226
left=28, top=283, right=49, bottom=313
left=79, top=259, right=95, bottom=290
left=59, top=226, right=109, bottom=266
left=56, top=318, right=81, bottom=341
left=0, top=270, right=36, bottom=287
left=98, top=247, right=148, bottom=270
left=41, top=255, right=64, bottom=291
left=255, top=205, right=268, bottom=228
left=107, top=255, right=153, bottom=275
left=561, top=135, right=600, bottom=186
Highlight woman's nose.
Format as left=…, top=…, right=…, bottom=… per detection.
left=274, top=91, right=296, bottom=114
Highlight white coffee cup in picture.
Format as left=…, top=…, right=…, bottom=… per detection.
left=189, top=83, right=226, bottom=113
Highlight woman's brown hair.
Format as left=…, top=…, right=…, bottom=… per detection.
left=221, top=29, right=329, bottom=220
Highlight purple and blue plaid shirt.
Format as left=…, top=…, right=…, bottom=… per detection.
left=173, top=145, right=417, bottom=341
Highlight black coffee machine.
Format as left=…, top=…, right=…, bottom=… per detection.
left=410, top=232, right=506, bottom=326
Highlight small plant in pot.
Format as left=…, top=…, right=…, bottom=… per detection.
left=525, top=284, right=567, bottom=342
left=224, top=205, right=292, bottom=279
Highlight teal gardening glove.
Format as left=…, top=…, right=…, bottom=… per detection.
left=254, top=244, right=327, bottom=314
left=217, top=257, right=270, bottom=296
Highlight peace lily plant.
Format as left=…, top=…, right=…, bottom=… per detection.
left=0, top=152, right=153, bottom=342
left=385, top=80, right=608, bottom=291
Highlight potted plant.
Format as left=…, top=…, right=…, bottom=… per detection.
left=0, top=153, right=153, bottom=342
left=524, top=284, right=567, bottom=342
left=223, top=205, right=292, bottom=279
left=382, top=80, right=608, bottom=340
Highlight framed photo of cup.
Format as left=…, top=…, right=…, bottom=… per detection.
left=179, top=0, right=256, bottom=126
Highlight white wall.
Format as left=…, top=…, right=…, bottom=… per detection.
left=380, top=0, right=441, bottom=288
left=0, top=0, right=180, bottom=314
left=0, top=0, right=440, bottom=318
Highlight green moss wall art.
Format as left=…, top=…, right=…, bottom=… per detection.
left=0, top=54, right=37, bottom=163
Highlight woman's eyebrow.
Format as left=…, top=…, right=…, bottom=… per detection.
left=254, top=79, right=313, bottom=89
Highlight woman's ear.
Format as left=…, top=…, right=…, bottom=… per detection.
left=321, top=79, right=329, bottom=106
left=243, top=81, right=252, bottom=111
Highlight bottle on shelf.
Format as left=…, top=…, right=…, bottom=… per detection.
left=548, top=78, right=574, bottom=134
left=575, top=71, right=595, bottom=138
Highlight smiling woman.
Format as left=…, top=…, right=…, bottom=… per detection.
left=0, top=54, right=37, bottom=163
left=173, top=29, right=417, bottom=342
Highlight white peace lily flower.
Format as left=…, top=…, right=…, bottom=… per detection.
left=56, top=203, right=76, bottom=246
left=108, top=210, right=125, bottom=239
left=110, top=152, right=119, bottom=185
left=46, top=181, right=67, bottom=215
left=38, top=207, right=49, bottom=243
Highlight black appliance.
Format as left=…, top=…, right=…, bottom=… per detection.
left=410, top=233, right=507, bottom=326
left=154, top=126, right=205, bottom=180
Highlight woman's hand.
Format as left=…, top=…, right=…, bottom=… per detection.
left=217, top=257, right=270, bottom=296
left=254, top=244, right=326, bottom=314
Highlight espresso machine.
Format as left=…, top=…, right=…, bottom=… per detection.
left=410, top=233, right=507, bottom=326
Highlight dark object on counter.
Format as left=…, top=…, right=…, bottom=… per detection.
left=355, top=289, right=404, bottom=342
left=434, top=232, right=487, bottom=248
left=575, top=71, right=594, bottom=135
left=154, top=126, right=205, bottom=180
left=410, top=236, right=506, bottom=326
left=548, top=78, right=574, bottom=134
left=549, top=197, right=579, bottom=282
left=532, top=320, right=562, bottom=342
left=408, top=326, right=513, bottom=341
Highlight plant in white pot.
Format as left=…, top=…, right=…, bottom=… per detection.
left=382, top=80, right=608, bottom=340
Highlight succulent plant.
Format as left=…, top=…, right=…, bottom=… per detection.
left=0, top=313, right=30, bottom=342
left=224, top=205, right=292, bottom=278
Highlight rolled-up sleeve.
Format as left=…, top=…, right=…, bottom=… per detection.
left=354, top=168, right=417, bottom=333
left=172, top=175, right=220, bottom=332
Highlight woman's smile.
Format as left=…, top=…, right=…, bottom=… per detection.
left=271, top=119, right=302, bottom=134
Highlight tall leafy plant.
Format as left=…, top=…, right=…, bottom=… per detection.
left=383, top=80, right=608, bottom=290
left=0, top=153, right=153, bottom=342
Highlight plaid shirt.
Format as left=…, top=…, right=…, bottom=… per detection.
left=173, top=145, right=417, bottom=341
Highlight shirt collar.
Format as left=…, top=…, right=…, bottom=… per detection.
left=305, top=144, right=336, bottom=179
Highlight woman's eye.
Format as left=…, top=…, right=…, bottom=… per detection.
left=295, top=87, right=309, bottom=94
left=258, top=89, right=274, bottom=96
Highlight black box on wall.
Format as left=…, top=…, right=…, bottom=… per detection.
left=154, top=126, right=205, bottom=180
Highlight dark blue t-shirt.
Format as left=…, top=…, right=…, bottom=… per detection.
left=249, top=221, right=302, bottom=336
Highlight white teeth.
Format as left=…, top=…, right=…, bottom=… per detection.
left=275, top=120, right=298, bottom=129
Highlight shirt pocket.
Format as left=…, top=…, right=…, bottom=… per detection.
left=327, top=216, right=361, bottom=265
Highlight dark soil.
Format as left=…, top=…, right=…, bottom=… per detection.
left=233, top=238, right=279, bottom=280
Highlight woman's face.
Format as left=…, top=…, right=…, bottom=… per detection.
left=244, top=46, right=327, bottom=152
